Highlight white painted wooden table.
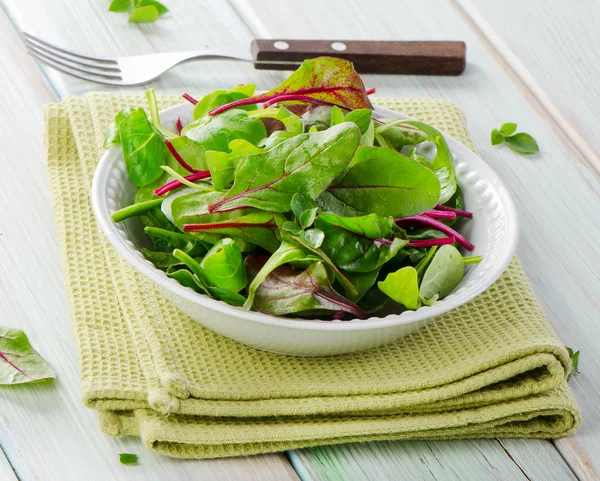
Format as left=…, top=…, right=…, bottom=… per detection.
left=0, top=0, right=598, bottom=479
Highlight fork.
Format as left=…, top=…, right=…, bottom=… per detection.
left=23, top=32, right=467, bottom=86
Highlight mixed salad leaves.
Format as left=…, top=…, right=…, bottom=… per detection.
left=108, top=57, right=481, bottom=320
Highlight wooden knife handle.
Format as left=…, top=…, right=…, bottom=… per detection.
left=251, top=39, right=466, bottom=75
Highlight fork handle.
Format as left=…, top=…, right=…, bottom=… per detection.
left=251, top=39, right=466, bottom=75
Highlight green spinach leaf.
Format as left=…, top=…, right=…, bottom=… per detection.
left=327, top=146, right=440, bottom=217
left=376, top=120, right=427, bottom=149
left=205, top=139, right=262, bottom=190
left=505, top=133, right=539, bottom=154
left=344, top=109, right=373, bottom=135
left=181, top=210, right=283, bottom=253
left=419, top=245, right=464, bottom=302
left=200, top=238, right=247, bottom=292
left=378, top=266, right=420, bottom=310
left=301, top=106, right=333, bottom=131
left=183, top=109, right=266, bottom=153
left=402, top=120, right=457, bottom=204
left=317, top=213, right=406, bottom=272
left=119, top=108, right=167, bottom=187
left=209, top=122, right=361, bottom=213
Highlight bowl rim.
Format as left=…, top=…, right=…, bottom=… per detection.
left=92, top=102, right=519, bottom=332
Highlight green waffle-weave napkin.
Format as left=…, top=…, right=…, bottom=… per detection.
left=45, top=93, right=580, bottom=458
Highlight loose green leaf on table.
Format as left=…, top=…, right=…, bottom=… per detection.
left=139, top=0, right=168, bottom=14
left=109, top=0, right=132, bottom=12
left=566, top=346, right=580, bottom=378
left=119, top=453, right=138, bottom=465
left=245, top=258, right=365, bottom=318
left=128, top=5, right=159, bottom=22
left=378, top=266, right=420, bottom=310
left=505, top=133, right=539, bottom=154
left=499, top=122, right=517, bottom=136
left=491, top=129, right=504, bottom=146
left=209, top=122, right=361, bottom=213
left=327, top=146, right=440, bottom=218
left=419, top=245, right=465, bottom=302
left=490, top=123, right=539, bottom=155
left=0, top=326, right=56, bottom=385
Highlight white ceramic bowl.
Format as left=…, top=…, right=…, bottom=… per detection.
left=92, top=103, right=518, bottom=356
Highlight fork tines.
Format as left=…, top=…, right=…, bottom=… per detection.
left=23, top=32, right=124, bottom=84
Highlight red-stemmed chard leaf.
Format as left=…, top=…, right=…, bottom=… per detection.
left=434, top=204, right=474, bottom=219
left=408, top=237, right=455, bottom=248
left=175, top=117, right=183, bottom=134
left=0, top=326, right=55, bottom=385
left=208, top=57, right=373, bottom=116
left=164, top=138, right=198, bottom=173
left=154, top=170, right=211, bottom=196
left=396, top=215, right=474, bottom=251
left=183, top=211, right=285, bottom=253
left=245, top=257, right=365, bottom=319
left=208, top=122, right=361, bottom=214
left=422, top=209, right=456, bottom=219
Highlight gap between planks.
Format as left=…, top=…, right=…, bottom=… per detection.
left=452, top=0, right=600, bottom=179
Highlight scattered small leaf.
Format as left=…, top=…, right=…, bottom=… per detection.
left=138, top=0, right=168, bottom=14
left=109, top=0, right=132, bottom=12
left=499, top=122, right=517, bottom=136
left=565, top=346, right=580, bottom=379
left=119, top=453, right=138, bottom=465
left=491, top=124, right=539, bottom=155
left=491, top=129, right=504, bottom=146
left=128, top=5, right=159, bottom=22
left=0, top=326, right=56, bottom=385
left=504, top=133, right=539, bottom=155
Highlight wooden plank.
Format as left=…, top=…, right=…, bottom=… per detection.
left=289, top=441, right=531, bottom=481
left=454, top=0, right=600, bottom=174
left=229, top=0, right=600, bottom=479
left=0, top=8, right=298, bottom=481
left=0, top=448, right=18, bottom=481
left=290, top=439, right=580, bottom=481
